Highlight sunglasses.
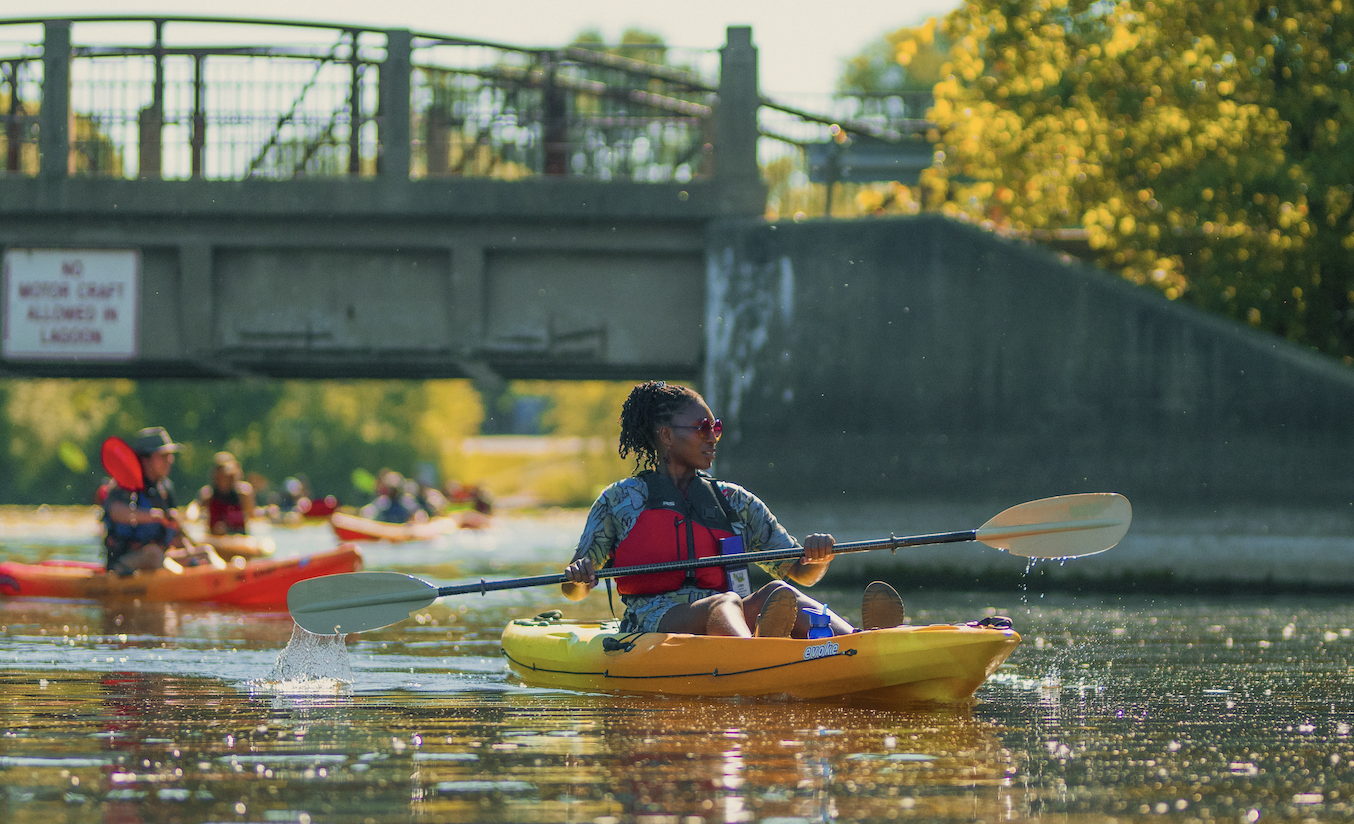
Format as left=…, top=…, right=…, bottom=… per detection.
left=669, top=417, right=723, bottom=440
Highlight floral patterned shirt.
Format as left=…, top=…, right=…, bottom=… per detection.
left=572, top=473, right=801, bottom=579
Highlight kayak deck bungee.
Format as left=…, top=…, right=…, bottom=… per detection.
left=0, top=545, right=362, bottom=608
left=501, top=616, right=1020, bottom=704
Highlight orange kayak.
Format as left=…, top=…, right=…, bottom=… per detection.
left=0, top=545, right=362, bottom=608
left=330, top=512, right=457, bottom=543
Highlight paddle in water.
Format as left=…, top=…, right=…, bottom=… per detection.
left=287, top=492, right=1132, bottom=635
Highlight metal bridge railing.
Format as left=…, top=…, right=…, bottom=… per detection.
left=0, top=16, right=930, bottom=193
left=0, top=16, right=725, bottom=183
left=410, top=42, right=719, bottom=183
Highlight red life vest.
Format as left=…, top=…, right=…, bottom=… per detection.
left=613, top=471, right=739, bottom=595
left=208, top=488, right=247, bottom=534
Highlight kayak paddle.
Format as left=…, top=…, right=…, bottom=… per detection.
left=101, top=436, right=146, bottom=491
left=287, top=492, right=1131, bottom=635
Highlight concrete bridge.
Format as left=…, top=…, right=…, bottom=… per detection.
left=0, top=17, right=792, bottom=381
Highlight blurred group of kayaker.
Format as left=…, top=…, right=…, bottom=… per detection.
left=359, top=469, right=492, bottom=525
left=563, top=381, right=906, bottom=641
left=96, top=426, right=495, bottom=574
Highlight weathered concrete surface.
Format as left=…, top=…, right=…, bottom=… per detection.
left=0, top=178, right=717, bottom=379
left=705, top=214, right=1354, bottom=512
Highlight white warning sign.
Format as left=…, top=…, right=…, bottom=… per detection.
left=3, top=248, right=140, bottom=360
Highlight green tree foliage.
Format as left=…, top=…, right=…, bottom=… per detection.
left=840, top=18, right=951, bottom=94
left=911, top=0, right=1354, bottom=358
left=570, top=27, right=670, bottom=64
left=0, top=378, right=642, bottom=506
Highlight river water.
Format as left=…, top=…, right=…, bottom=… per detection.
left=2, top=506, right=1353, bottom=823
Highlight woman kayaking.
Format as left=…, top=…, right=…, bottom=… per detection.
left=197, top=451, right=256, bottom=535
left=563, top=381, right=905, bottom=638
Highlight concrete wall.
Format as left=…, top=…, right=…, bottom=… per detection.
left=705, top=214, right=1354, bottom=509
left=0, top=178, right=717, bottom=379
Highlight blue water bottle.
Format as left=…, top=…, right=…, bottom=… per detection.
left=806, top=604, right=834, bottom=639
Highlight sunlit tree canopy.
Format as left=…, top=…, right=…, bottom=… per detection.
left=889, top=0, right=1354, bottom=358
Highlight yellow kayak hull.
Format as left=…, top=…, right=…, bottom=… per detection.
left=502, top=618, right=1019, bottom=704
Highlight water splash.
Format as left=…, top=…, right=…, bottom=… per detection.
left=250, top=623, right=354, bottom=694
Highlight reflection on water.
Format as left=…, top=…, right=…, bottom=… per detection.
left=1, top=664, right=1012, bottom=824
left=4, top=510, right=1354, bottom=821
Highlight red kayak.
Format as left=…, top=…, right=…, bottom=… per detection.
left=297, top=495, right=340, bottom=520
left=0, top=545, right=362, bottom=608
left=330, top=512, right=457, bottom=543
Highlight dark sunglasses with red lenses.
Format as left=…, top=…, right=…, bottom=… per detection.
left=669, top=417, right=723, bottom=440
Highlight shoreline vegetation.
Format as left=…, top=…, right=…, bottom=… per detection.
left=0, top=378, right=639, bottom=509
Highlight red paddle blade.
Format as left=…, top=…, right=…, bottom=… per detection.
left=101, top=437, right=145, bottom=491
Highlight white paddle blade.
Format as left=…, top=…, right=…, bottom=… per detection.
left=287, top=572, right=439, bottom=635
left=976, top=493, right=1132, bottom=559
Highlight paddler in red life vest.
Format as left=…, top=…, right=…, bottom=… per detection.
left=102, top=427, right=222, bottom=575
left=563, top=381, right=906, bottom=638
left=196, top=451, right=256, bottom=535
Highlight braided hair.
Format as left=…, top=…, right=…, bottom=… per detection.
left=618, top=381, right=704, bottom=472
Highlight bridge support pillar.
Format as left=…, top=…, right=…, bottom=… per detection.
left=39, top=21, right=70, bottom=179
left=179, top=241, right=215, bottom=357
left=380, top=29, right=413, bottom=180
left=716, top=26, right=765, bottom=215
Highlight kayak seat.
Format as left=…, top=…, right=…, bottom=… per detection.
left=968, top=616, right=1014, bottom=629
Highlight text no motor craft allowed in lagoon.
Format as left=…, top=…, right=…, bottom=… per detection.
left=2, top=249, right=139, bottom=360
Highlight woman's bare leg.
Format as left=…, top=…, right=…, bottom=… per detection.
left=657, top=592, right=751, bottom=637
left=745, top=582, right=855, bottom=638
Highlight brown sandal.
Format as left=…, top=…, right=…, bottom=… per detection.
left=861, top=581, right=905, bottom=630
left=755, top=588, right=798, bottom=638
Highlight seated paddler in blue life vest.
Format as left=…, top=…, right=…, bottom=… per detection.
left=102, top=427, right=222, bottom=575
left=562, top=381, right=907, bottom=638
left=360, top=470, right=427, bottom=524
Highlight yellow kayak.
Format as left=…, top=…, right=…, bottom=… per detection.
left=501, top=616, right=1019, bottom=704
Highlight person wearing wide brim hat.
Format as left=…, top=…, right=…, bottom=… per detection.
left=129, top=426, right=183, bottom=456
left=102, top=427, right=221, bottom=575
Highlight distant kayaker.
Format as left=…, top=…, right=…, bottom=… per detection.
left=102, top=427, right=220, bottom=575
left=197, top=451, right=256, bottom=535
left=361, top=471, right=426, bottom=524
left=562, top=381, right=906, bottom=638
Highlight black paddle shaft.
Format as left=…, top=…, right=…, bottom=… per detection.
left=434, top=529, right=979, bottom=598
